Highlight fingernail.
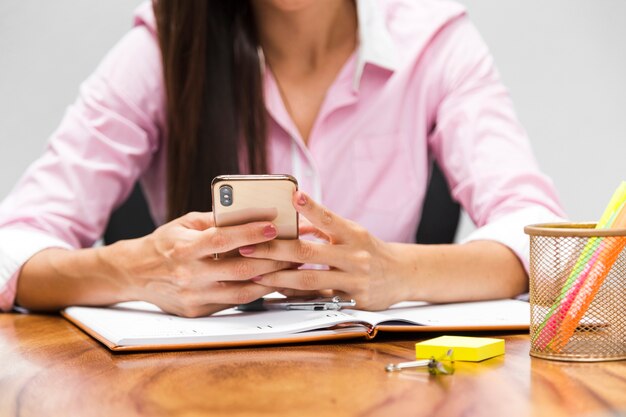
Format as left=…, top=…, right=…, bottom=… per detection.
left=250, top=276, right=263, bottom=282
left=263, top=224, right=277, bottom=238
left=297, top=193, right=307, bottom=206
left=239, top=246, right=255, bottom=255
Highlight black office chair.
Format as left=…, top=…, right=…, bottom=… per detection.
left=103, top=162, right=461, bottom=245
left=414, top=161, right=461, bottom=244
left=103, top=184, right=156, bottom=245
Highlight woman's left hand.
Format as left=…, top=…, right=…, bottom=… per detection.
left=238, top=191, right=405, bottom=310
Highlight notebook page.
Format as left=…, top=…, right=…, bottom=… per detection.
left=343, top=299, right=530, bottom=328
left=64, top=302, right=368, bottom=347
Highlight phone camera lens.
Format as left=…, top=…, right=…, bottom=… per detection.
left=219, top=185, right=233, bottom=207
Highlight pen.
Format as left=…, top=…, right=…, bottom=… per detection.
left=237, top=296, right=356, bottom=312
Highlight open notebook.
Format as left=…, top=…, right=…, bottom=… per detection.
left=62, top=299, right=529, bottom=352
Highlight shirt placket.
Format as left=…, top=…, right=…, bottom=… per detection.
left=263, top=69, right=323, bottom=203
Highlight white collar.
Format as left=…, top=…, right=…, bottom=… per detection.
left=353, top=0, right=399, bottom=91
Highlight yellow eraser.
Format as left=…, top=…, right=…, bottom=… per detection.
left=415, top=335, right=504, bottom=362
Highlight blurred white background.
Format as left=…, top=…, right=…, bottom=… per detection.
left=1, top=0, right=625, bottom=238
left=457, top=0, right=626, bottom=237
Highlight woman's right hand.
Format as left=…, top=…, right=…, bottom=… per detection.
left=106, top=211, right=290, bottom=317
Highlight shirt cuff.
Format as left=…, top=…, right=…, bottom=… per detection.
left=0, top=228, right=73, bottom=312
left=461, top=206, right=567, bottom=273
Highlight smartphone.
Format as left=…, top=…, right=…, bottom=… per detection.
left=211, top=174, right=299, bottom=239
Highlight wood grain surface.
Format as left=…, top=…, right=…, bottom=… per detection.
left=1, top=312, right=625, bottom=417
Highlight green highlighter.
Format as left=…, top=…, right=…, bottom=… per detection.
left=415, top=335, right=505, bottom=362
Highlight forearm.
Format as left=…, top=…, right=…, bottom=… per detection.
left=389, top=240, right=527, bottom=303
left=14, top=214, right=289, bottom=316
left=15, top=242, right=134, bottom=311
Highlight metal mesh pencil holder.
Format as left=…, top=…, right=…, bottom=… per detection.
left=525, top=223, right=626, bottom=362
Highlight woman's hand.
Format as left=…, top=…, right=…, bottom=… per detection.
left=106, top=211, right=293, bottom=317
left=237, top=192, right=406, bottom=310
left=16, top=199, right=526, bottom=315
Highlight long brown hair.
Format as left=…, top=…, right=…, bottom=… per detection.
left=153, top=1, right=267, bottom=221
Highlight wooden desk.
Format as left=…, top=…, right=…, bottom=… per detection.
left=1, top=312, right=625, bottom=417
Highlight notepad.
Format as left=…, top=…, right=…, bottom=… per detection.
left=62, top=299, right=530, bottom=352
left=415, top=335, right=505, bottom=361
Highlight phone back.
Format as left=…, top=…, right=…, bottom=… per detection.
left=212, top=175, right=298, bottom=239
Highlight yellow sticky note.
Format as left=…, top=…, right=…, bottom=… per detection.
left=415, top=336, right=504, bottom=362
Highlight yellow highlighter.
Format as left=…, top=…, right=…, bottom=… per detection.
left=416, top=336, right=505, bottom=362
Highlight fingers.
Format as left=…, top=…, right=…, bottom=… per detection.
left=293, top=192, right=353, bottom=243
left=187, top=221, right=279, bottom=258
left=255, top=269, right=362, bottom=295
left=298, top=223, right=330, bottom=242
left=239, top=238, right=370, bottom=271
left=190, top=258, right=296, bottom=283
left=279, top=289, right=334, bottom=298
left=202, top=281, right=275, bottom=307
left=152, top=282, right=276, bottom=318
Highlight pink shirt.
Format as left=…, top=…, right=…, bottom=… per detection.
left=0, top=0, right=565, bottom=311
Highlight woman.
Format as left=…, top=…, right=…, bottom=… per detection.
left=0, top=0, right=564, bottom=317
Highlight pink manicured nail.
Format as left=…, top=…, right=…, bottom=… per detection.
left=297, top=193, right=307, bottom=206
left=250, top=276, right=263, bottom=282
left=239, top=246, right=255, bottom=255
left=263, top=224, right=277, bottom=238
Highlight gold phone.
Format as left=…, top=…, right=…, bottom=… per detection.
left=211, top=174, right=299, bottom=239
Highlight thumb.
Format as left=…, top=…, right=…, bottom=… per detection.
left=177, top=211, right=215, bottom=231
